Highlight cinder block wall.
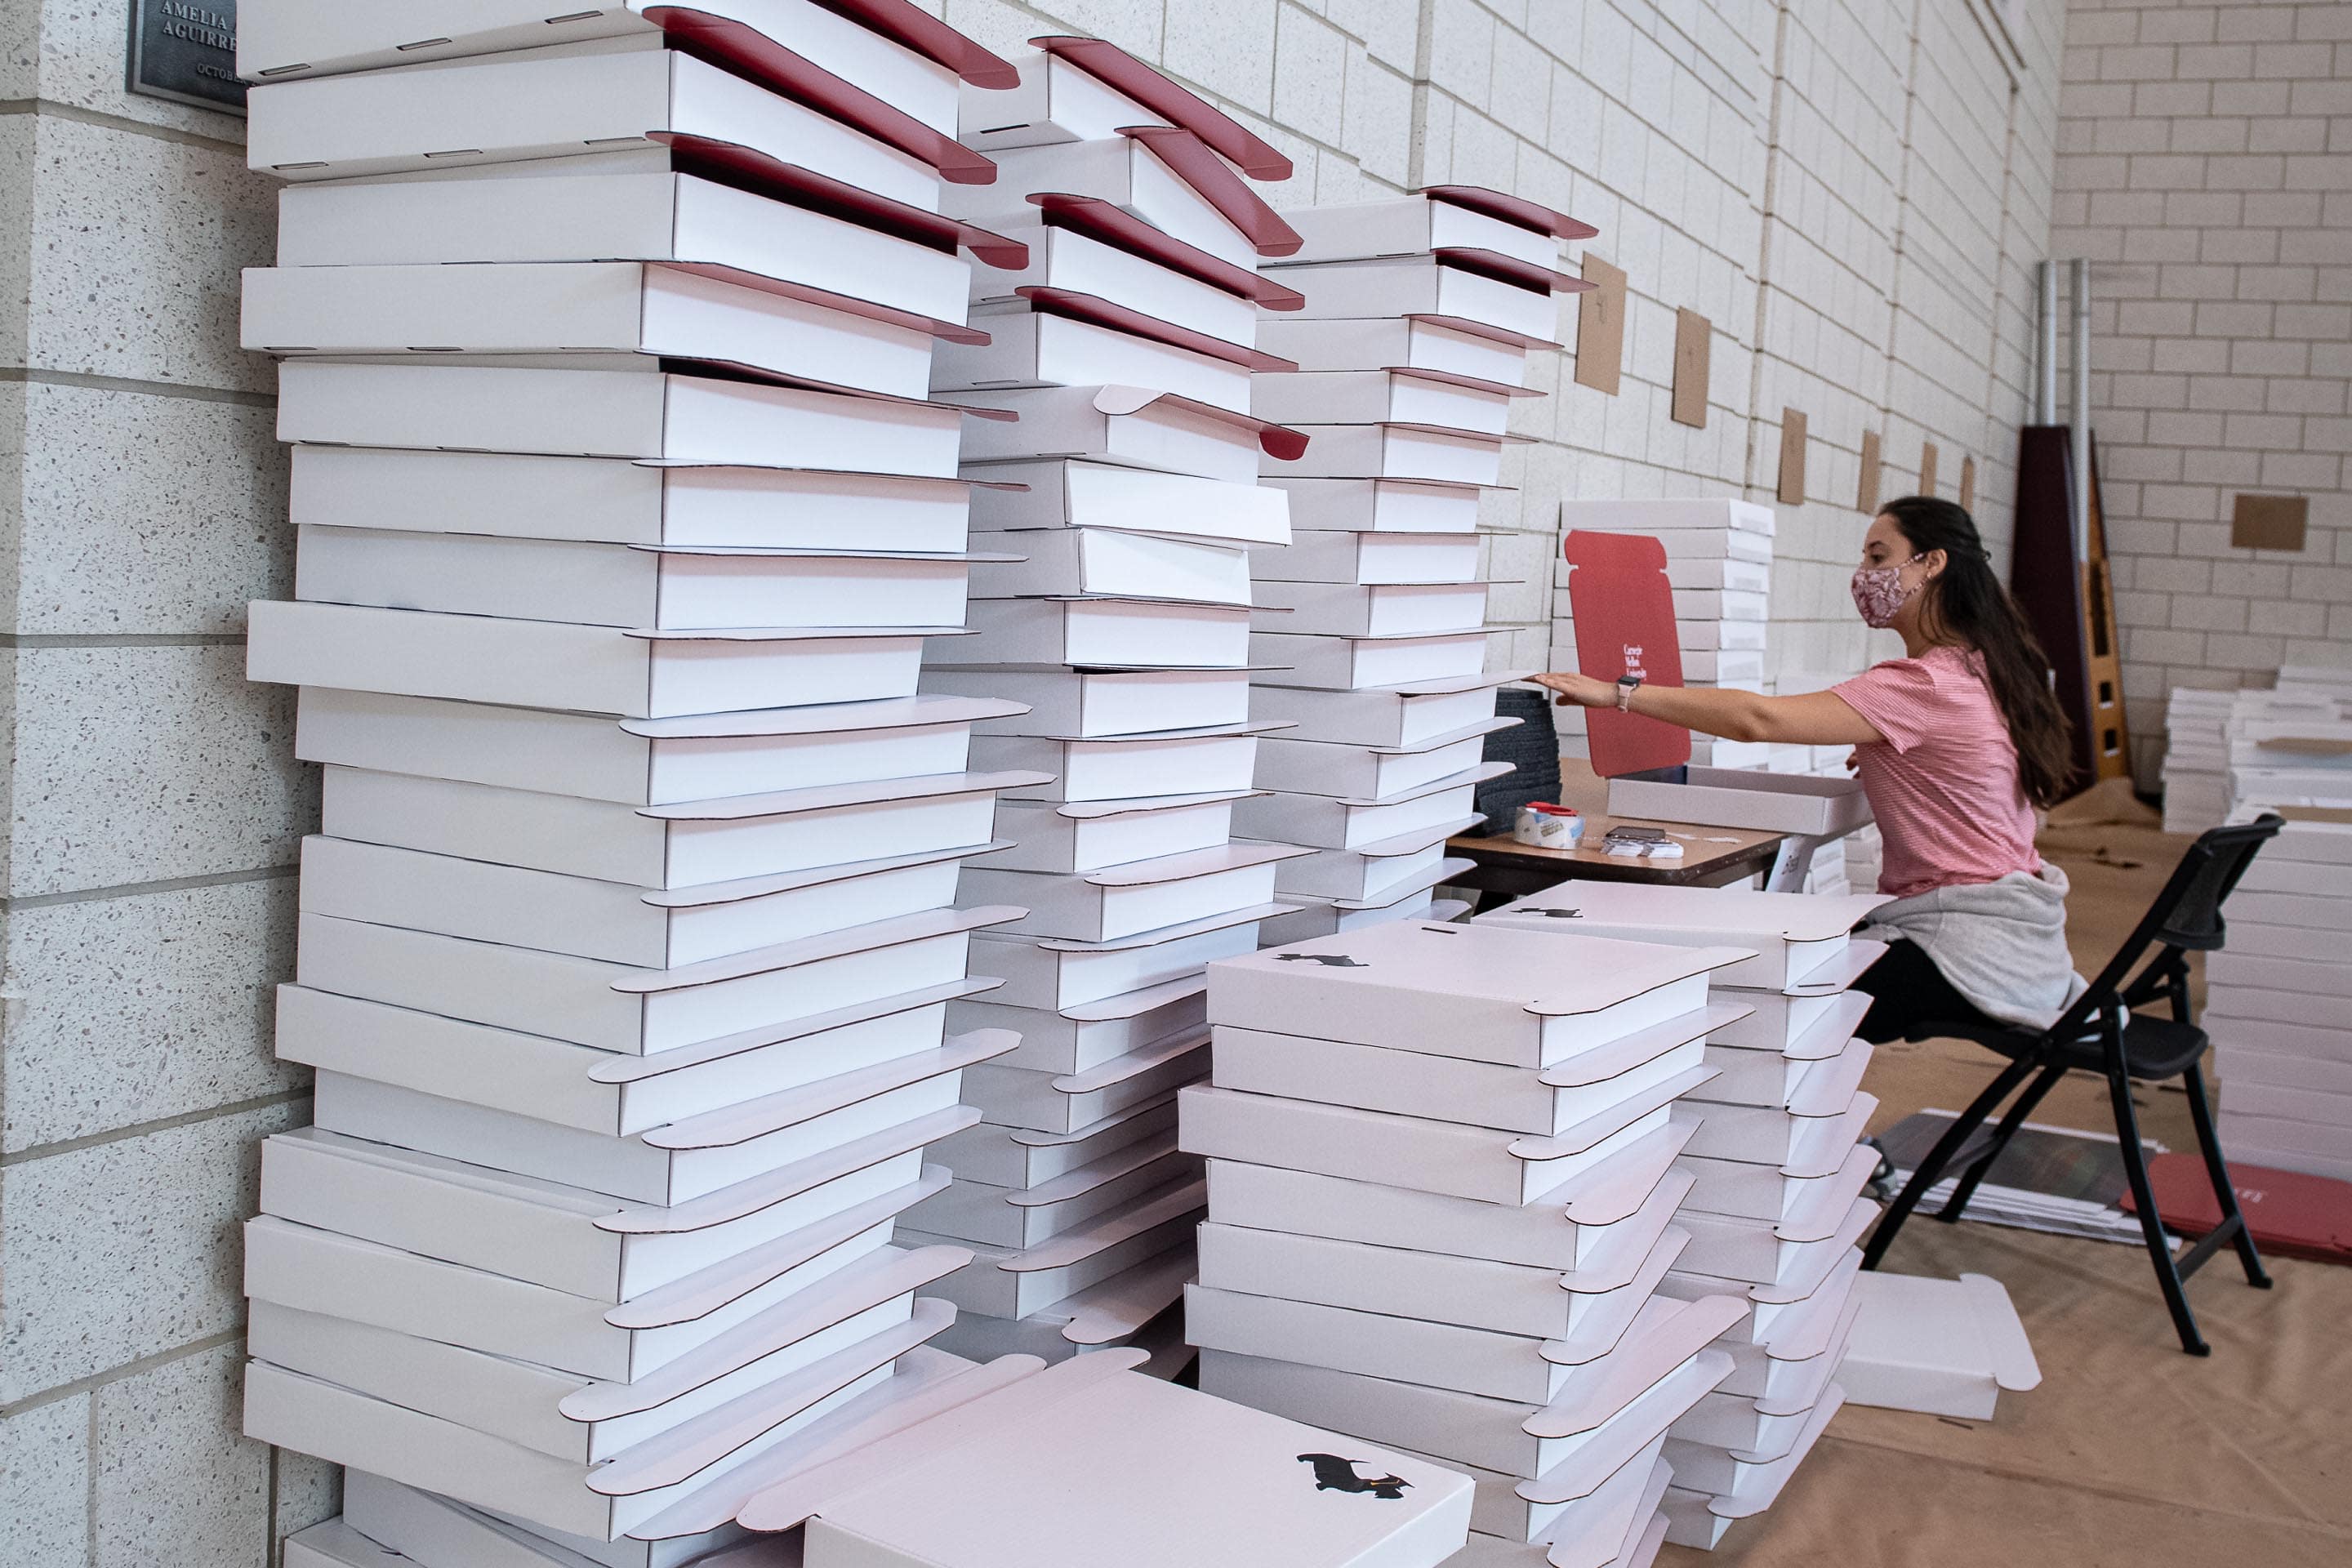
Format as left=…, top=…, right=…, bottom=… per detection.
left=0, top=1, right=2063, bottom=1559
left=2051, top=0, right=2352, bottom=786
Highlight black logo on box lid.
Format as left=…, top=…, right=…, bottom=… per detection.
left=1298, top=1454, right=1411, bottom=1500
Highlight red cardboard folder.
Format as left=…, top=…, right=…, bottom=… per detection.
left=2123, top=1152, right=2352, bottom=1264
left=1564, top=530, right=1691, bottom=778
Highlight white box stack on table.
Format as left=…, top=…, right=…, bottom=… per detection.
left=1477, top=885, right=1887, bottom=1549
left=893, top=36, right=1314, bottom=1371
left=1179, top=919, right=1772, bottom=1566
left=2160, top=688, right=2235, bottom=835
left=1552, top=501, right=1776, bottom=773
left=234, top=0, right=1070, bottom=1550
left=2225, top=702, right=2352, bottom=819
left=2208, top=817, right=2352, bottom=1182
left=1241, top=188, right=1592, bottom=936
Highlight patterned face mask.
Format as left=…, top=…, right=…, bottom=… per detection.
left=1850, top=556, right=1921, bottom=628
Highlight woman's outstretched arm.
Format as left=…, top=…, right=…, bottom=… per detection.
left=1531, top=671, right=1886, bottom=746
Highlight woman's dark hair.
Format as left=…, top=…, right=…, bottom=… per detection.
left=1879, top=496, right=2076, bottom=808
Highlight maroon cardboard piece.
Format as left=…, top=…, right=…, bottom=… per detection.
left=1563, top=531, right=1692, bottom=779
left=2123, top=1152, right=2352, bottom=1263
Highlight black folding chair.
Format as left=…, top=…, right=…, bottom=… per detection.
left=1860, top=815, right=2284, bottom=1355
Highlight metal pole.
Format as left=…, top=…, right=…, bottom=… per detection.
left=2070, top=258, right=2092, bottom=560
left=2038, top=260, right=2059, bottom=425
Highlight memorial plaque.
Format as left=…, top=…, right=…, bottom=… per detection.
left=129, top=1, right=246, bottom=114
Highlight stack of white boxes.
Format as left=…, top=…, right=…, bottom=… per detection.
left=2160, top=688, right=2235, bottom=835
left=234, top=2, right=1065, bottom=1556
left=2211, top=817, right=2352, bottom=1183
left=1553, top=500, right=1776, bottom=773
left=1237, top=189, right=1590, bottom=938
left=891, top=38, right=1312, bottom=1371
left=1179, top=918, right=1770, bottom=1567
left=2223, top=678, right=2352, bottom=819
left=1476, top=886, right=1882, bottom=1549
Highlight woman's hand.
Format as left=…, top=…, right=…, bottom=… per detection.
left=1532, top=671, right=1616, bottom=709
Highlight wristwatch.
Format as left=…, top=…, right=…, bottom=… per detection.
left=1615, top=674, right=1643, bottom=712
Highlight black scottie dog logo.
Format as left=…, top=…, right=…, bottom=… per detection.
left=1298, top=1454, right=1411, bottom=1500
left=1540, top=907, right=1583, bottom=919
left=1274, top=953, right=1365, bottom=968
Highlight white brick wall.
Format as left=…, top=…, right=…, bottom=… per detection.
left=2051, top=0, right=2352, bottom=785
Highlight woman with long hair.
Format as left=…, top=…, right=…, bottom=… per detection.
left=1534, top=497, right=2084, bottom=1041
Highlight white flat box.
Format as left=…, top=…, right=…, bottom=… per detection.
left=257, top=1125, right=933, bottom=1304
left=1606, top=768, right=1873, bottom=840
left=957, top=44, right=1174, bottom=148
left=1276, top=257, right=1558, bottom=342
left=1704, top=987, right=1850, bottom=1051
left=2207, top=987, right=2352, bottom=1031
left=2220, top=922, right=2352, bottom=963
left=274, top=978, right=973, bottom=1139
left=1264, top=425, right=1506, bottom=487
left=2216, top=1114, right=2352, bottom=1181
left=297, top=526, right=972, bottom=635
left=2226, top=891, right=2352, bottom=933
left=288, top=446, right=980, bottom=553
left=1671, top=1047, right=1874, bottom=1165
left=1669, top=587, right=1769, bottom=621
left=247, top=256, right=942, bottom=398
left=969, top=528, right=1251, bottom=604
left=967, top=729, right=1263, bottom=804
left=1681, top=648, right=1766, bottom=683
left=341, top=1472, right=745, bottom=1568
left=899, top=1138, right=1198, bottom=1250
left=977, top=223, right=1255, bottom=348
left=2205, top=1014, right=2352, bottom=1062
left=929, top=1095, right=1179, bottom=1190
left=970, top=457, right=1288, bottom=545
left=1254, top=581, right=1489, bottom=638
left=1180, top=1083, right=1682, bottom=1208
left=1254, top=724, right=1504, bottom=800
left=294, top=688, right=1007, bottom=808
left=1276, top=194, right=1565, bottom=270
left=1838, top=1272, right=2039, bottom=1421
left=1250, top=671, right=1525, bottom=746
left=247, top=40, right=944, bottom=200
left=776, top=1357, right=1472, bottom=1568
left=245, top=1205, right=901, bottom=1385
left=1232, top=768, right=1498, bottom=850
left=279, top=361, right=964, bottom=481
left=1256, top=886, right=1448, bottom=947
left=1206, top=919, right=1741, bottom=1067
left=1250, top=630, right=1489, bottom=690
left=1272, top=835, right=1466, bottom=906
left=1699, top=993, right=1873, bottom=1109
left=318, top=764, right=1018, bottom=890
left=1255, top=529, right=1481, bottom=586
left=903, top=1184, right=1202, bottom=1316
left=1256, top=317, right=1530, bottom=385
left=933, top=666, right=1251, bottom=738
left=294, top=902, right=1000, bottom=1057
left=1209, top=1004, right=1726, bottom=1136
left=283, top=1521, right=403, bottom=1568
left=1668, top=1148, right=1877, bottom=1285
left=960, top=842, right=1297, bottom=942
left=1662, top=557, right=1770, bottom=593
left=1671, top=1094, right=1880, bottom=1223
left=310, top=1043, right=976, bottom=1205
left=952, top=386, right=1272, bottom=485
left=297, top=832, right=969, bottom=969
left=970, top=909, right=1268, bottom=1011
left=1559, top=499, right=1775, bottom=538
left=2238, top=858, right=2352, bottom=898
left=981, top=791, right=1242, bottom=873
left=942, top=137, right=1259, bottom=271
left=935, top=305, right=1252, bottom=416
left=1267, top=478, right=1484, bottom=536
left=1642, top=528, right=1775, bottom=564
left=2213, top=1042, right=2352, bottom=1098
left=1253, top=370, right=1516, bottom=436
left=936, top=595, right=1250, bottom=669
left=953, top=976, right=1206, bottom=1073
left=962, top=1034, right=1209, bottom=1134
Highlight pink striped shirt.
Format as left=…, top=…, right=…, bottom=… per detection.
left=1833, top=645, right=2042, bottom=899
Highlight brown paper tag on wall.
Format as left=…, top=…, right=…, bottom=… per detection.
left=1778, top=409, right=1808, bottom=505
left=2231, top=493, right=2309, bottom=552
left=1857, top=430, right=1882, bottom=514
left=1918, top=441, right=1939, bottom=498
left=1671, top=310, right=1710, bottom=428
left=1574, top=256, right=1627, bottom=395
left=1959, top=455, right=1977, bottom=512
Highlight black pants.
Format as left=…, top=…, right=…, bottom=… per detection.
left=1852, top=938, right=1998, bottom=1044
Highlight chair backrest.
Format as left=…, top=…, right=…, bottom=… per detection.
left=2056, top=814, right=2284, bottom=1036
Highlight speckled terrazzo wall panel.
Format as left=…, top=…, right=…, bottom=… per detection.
left=0, top=4, right=323, bottom=1562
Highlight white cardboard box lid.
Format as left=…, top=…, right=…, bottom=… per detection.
left=608, top=905, right=1024, bottom=997
left=1008, top=1089, right=1180, bottom=1147
left=1209, top=919, right=1752, bottom=1020
left=621, top=693, right=1027, bottom=740
left=599, top=1107, right=978, bottom=1236
left=1677, top=1383, right=1845, bottom=1521
left=590, top=978, right=996, bottom=1085
left=1080, top=840, right=1312, bottom=888
left=998, top=1175, right=1206, bottom=1273
left=641, top=840, right=1012, bottom=911
left=1279, top=856, right=1476, bottom=913
left=1539, top=1003, right=1753, bottom=1089
left=284, top=1521, right=407, bottom=1568
left=1312, top=759, right=1513, bottom=809
left=1259, top=811, right=1483, bottom=862
left=1780, top=1038, right=1874, bottom=1118
left=1839, top=1272, right=2040, bottom=1410
left=639, top=770, right=1050, bottom=825
left=1029, top=902, right=1288, bottom=954
left=342, top=1472, right=751, bottom=1568
left=1019, top=38, right=1292, bottom=180
left=1046, top=788, right=1263, bottom=820
left=644, top=1030, right=1014, bottom=1151
left=1524, top=1294, right=1751, bottom=1441
left=948, top=381, right=1308, bottom=461
left=1773, top=1144, right=1881, bottom=1245
left=1782, top=938, right=1887, bottom=996
left=1008, top=719, right=1292, bottom=746
left=746, top=1351, right=1474, bottom=1565
left=1510, top=1350, right=1734, bottom=1507
left=1006, top=1129, right=1183, bottom=1208
left=1054, top=1241, right=1196, bottom=1345
left=1736, top=1200, right=1873, bottom=1306
left=1049, top=1032, right=1209, bottom=1097
left=1027, top=194, right=1304, bottom=310
left=1058, top=973, right=1208, bottom=1022
left=1479, top=884, right=1892, bottom=947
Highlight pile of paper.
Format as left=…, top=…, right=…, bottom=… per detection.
left=1179, top=919, right=1766, bottom=1567
left=1553, top=501, right=1775, bottom=773
left=2160, top=688, right=2235, bottom=835
left=1242, top=188, right=1589, bottom=937
left=1477, top=885, right=1884, bottom=1549
left=2209, top=817, right=2352, bottom=1183
left=234, top=0, right=1068, bottom=1550
left=893, top=36, right=1313, bottom=1371
left=1873, top=1111, right=2166, bottom=1246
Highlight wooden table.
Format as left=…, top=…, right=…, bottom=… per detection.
left=1446, top=813, right=1791, bottom=909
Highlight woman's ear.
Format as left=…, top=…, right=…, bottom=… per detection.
left=1917, top=547, right=1949, bottom=582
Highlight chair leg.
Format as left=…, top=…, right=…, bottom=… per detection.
left=2180, top=1063, right=2271, bottom=1290
left=1862, top=1054, right=2040, bottom=1271
left=2106, top=1060, right=2210, bottom=1356
left=1935, top=1059, right=2071, bottom=1223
